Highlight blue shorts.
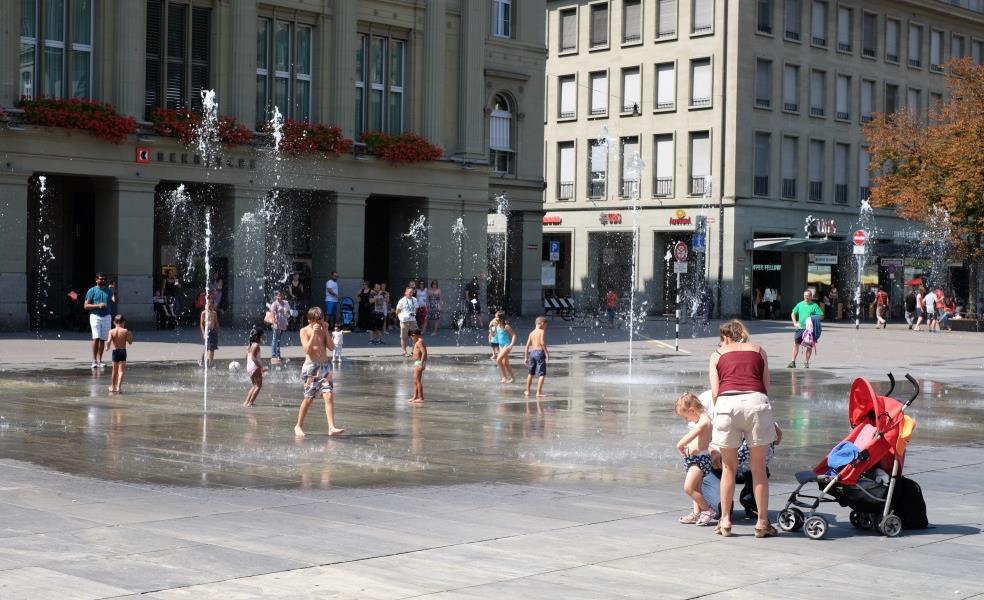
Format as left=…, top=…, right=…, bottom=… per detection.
left=684, top=453, right=712, bottom=476
left=111, top=348, right=127, bottom=362
left=325, top=301, right=338, bottom=318
left=205, top=329, right=219, bottom=351
left=527, top=349, right=546, bottom=377
left=302, top=361, right=333, bottom=399
left=794, top=329, right=805, bottom=344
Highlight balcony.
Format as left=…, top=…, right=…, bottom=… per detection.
left=785, top=30, right=801, bottom=41
left=908, top=58, right=922, bottom=68
left=558, top=181, right=575, bottom=200
left=588, top=180, right=606, bottom=198
left=810, top=106, right=826, bottom=117
left=886, top=53, right=899, bottom=62
left=809, top=181, right=823, bottom=202
left=782, top=178, right=797, bottom=199
left=838, top=42, right=852, bottom=52
left=559, top=110, right=575, bottom=119
left=590, top=106, right=607, bottom=116
left=654, top=177, right=672, bottom=197
left=930, top=63, right=943, bottom=72
left=755, top=98, right=772, bottom=109
left=622, top=102, right=641, bottom=114
left=860, top=186, right=871, bottom=202
left=656, top=101, right=674, bottom=110
left=690, top=97, right=711, bottom=108
left=620, top=179, right=640, bottom=198
left=693, top=25, right=713, bottom=34
left=754, top=176, right=769, bottom=196
left=690, top=176, right=708, bottom=196
left=657, top=28, right=677, bottom=39
left=623, top=34, right=641, bottom=43
left=812, top=36, right=827, bottom=47
left=835, top=184, right=848, bottom=204
left=862, top=47, right=876, bottom=58
left=758, top=22, right=773, bottom=35
left=861, top=114, right=873, bottom=122
left=783, top=102, right=799, bottom=112
left=836, top=111, right=850, bottom=120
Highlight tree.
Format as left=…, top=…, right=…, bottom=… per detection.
left=863, top=58, right=984, bottom=311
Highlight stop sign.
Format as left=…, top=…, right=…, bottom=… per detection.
left=853, top=230, right=867, bottom=246
left=673, top=241, right=689, bottom=262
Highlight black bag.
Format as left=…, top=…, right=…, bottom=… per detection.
left=891, top=476, right=929, bottom=529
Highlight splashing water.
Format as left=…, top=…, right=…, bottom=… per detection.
left=202, top=210, right=213, bottom=411
left=402, top=215, right=430, bottom=280
left=623, top=143, right=645, bottom=376
left=196, top=90, right=221, bottom=168
left=270, top=106, right=284, bottom=155
left=34, top=176, right=54, bottom=334
left=451, top=218, right=468, bottom=345
left=921, top=206, right=953, bottom=289
left=851, top=200, right=880, bottom=330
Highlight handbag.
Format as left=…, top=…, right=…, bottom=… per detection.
left=264, top=310, right=275, bottom=326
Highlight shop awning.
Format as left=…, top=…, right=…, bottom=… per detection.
left=751, top=237, right=914, bottom=255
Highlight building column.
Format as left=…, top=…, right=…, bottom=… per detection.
left=457, top=1, right=486, bottom=158
left=226, top=1, right=257, bottom=127
left=311, top=192, right=366, bottom=305
left=229, top=186, right=266, bottom=324
left=330, top=1, right=358, bottom=138
left=0, top=0, right=20, bottom=107
left=506, top=210, right=545, bottom=316
left=112, top=0, right=146, bottom=119
left=421, top=0, right=446, bottom=145
left=0, top=173, right=30, bottom=329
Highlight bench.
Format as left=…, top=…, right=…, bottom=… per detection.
left=948, top=317, right=983, bottom=332
left=543, top=296, right=576, bottom=321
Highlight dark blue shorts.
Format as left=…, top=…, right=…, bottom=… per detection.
left=794, top=329, right=805, bottom=344
left=205, top=329, right=219, bottom=351
left=527, top=349, right=546, bottom=377
left=111, top=348, right=127, bottom=362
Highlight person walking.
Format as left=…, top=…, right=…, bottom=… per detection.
left=828, top=286, right=839, bottom=322
left=426, top=280, right=442, bottom=335
left=904, top=288, right=917, bottom=329
left=324, top=271, right=340, bottom=330
left=708, top=319, right=776, bottom=538
left=914, top=286, right=926, bottom=331
left=396, top=287, right=419, bottom=357
left=268, top=290, right=290, bottom=364
left=295, top=306, right=344, bottom=437
left=788, top=289, right=824, bottom=369
left=83, top=272, right=116, bottom=369
left=288, top=273, right=306, bottom=328
left=875, top=286, right=889, bottom=329
left=923, top=285, right=939, bottom=332
left=369, top=283, right=386, bottom=345
left=493, top=311, right=517, bottom=384
left=605, top=290, right=618, bottom=327
left=357, top=279, right=372, bottom=332
left=415, top=279, right=429, bottom=328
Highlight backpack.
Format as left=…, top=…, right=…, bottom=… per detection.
left=891, top=476, right=929, bottom=529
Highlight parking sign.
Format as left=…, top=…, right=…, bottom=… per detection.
left=549, top=240, right=560, bottom=262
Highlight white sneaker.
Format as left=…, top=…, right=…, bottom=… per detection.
left=91, top=362, right=98, bottom=369
left=97, top=362, right=106, bottom=369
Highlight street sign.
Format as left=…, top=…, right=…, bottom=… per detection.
left=692, top=233, right=706, bottom=252
left=853, top=244, right=866, bottom=255
left=853, top=230, right=867, bottom=246
left=549, top=240, right=560, bottom=262
left=673, top=241, right=689, bottom=262
left=674, top=261, right=688, bottom=274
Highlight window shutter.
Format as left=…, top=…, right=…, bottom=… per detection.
left=951, top=35, right=964, bottom=59
left=190, top=7, right=211, bottom=112
left=886, top=20, right=898, bottom=56
left=907, top=88, right=920, bottom=113
left=783, top=65, right=797, bottom=106
left=655, top=136, right=673, bottom=178
left=591, top=4, right=608, bottom=46
left=622, top=139, right=640, bottom=181
left=145, top=0, right=162, bottom=113
left=561, top=10, right=576, bottom=49
left=782, top=137, right=797, bottom=179
left=692, top=61, right=711, bottom=101
left=693, top=0, right=712, bottom=32
left=489, top=111, right=511, bottom=150
left=623, top=68, right=640, bottom=111
left=859, top=147, right=870, bottom=187
left=810, top=70, right=824, bottom=109
left=861, top=80, right=873, bottom=116
left=809, top=140, right=823, bottom=181
left=559, top=144, right=575, bottom=183
left=691, top=133, right=710, bottom=177
left=560, top=77, right=576, bottom=116
left=837, top=7, right=850, bottom=47
left=835, top=144, right=848, bottom=185
left=785, top=0, right=801, bottom=35
left=754, top=134, right=769, bottom=178
left=590, top=142, right=607, bottom=174
left=862, top=13, right=876, bottom=52
left=165, top=3, right=187, bottom=109
left=656, top=64, right=674, bottom=106
left=930, top=30, right=942, bottom=66
left=908, top=26, right=921, bottom=62
left=755, top=60, right=771, bottom=103
left=836, top=76, right=848, bottom=114
left=658, top=0, right=677, bottom=36
left=591, top=72, right=607, bottom=111
left=974, top=41, right=984, bottom=65
left=811, top=1, right=826, bottom=41
left=624, top=1, right=641, bottom=41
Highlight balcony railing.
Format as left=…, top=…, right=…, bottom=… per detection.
left=690, top=176, right=708, bottom=196
left=782, top=178, right=797, bottom=199
left=758, top=22, right=773, bottom=35
left=838, top=42, right=852, bottom=52
left=809, top=181, right=823, bottom=202
left=860, top=186, right=871, bottom=202
left=690, top=97, right=711, bottom=107
left=560, top=43, right=577, bottom=52
left=654, top=177, right=672, bottom=197
left=860, top=114, right=873, bottom=122
left=812, top=36, right=827, bottom=47
left=909, top=58, right=922, bottom=68
left=755, top=98, right=772, bottom=108
left=862, top=47, right=876, bottom=58
left=693, top=25, right=713, bottom=34
left=622, top=102, right=640, bottom=114
left=810, top=106, right=826, bottom=117
left=657, top=28, right=677, bottom=39
left=558, top=182, right=575, bottom=200
left=930, top=63, right=943, bottom=72
left=886, top=53, right=899, bottom=62
left=559, top=110, right=575, bottom=119
left=835, top=183, right=848, bottom=204
left=754, top=176, right=769, bottom=196
left=623, top=34, right=641, bottom=43
left=620, top=179, right=639, bottom=198
left=656, top=101, right=674, bottom=110
left=786, top=30, right=801, bottom=41
left=783, top=102, right=799, bottom=112
left=836, top=111, right=850, bottom=120
left=590, top=106, right=607, bottom=115
left=588, top=180, right=606, bottom=198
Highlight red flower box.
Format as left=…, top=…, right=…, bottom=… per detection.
left=359, top=131, right=443, bottom=163
left=150, top=108, right=253, bottom=147
left=274, top=120, right=353, bottom=157
left=16, top=97, right=137, bottom=144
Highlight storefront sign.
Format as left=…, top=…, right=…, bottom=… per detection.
left=135, top=147, right=152, bottom=163
left=810, top=253, right=838, bottom=265
left=542, top=215, right=562, bottom=226
left=155, top=151, right=256, bottom=170
left=599, top=212, right=623, bottom=225
left=752, top=264, right=782, bottom=271
left=669, top=209, right=692, bottom=226
left=881, top=258, right=904, bottom=267
left=805, top=216, right=837, bottom=237
left=893, top=230, right=922, bottom=241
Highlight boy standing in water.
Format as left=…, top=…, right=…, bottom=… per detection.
left=295, top=306, right=344, bottom=437
left=107, top=314, right=132, bottom=393
left=199, top=295, right=220, bottom=368
left=523, top=316, right=549, bottom=397
left=408, top=328, right=427, bottom=404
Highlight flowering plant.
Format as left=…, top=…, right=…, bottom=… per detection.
left=16, top=97, right=137, bottom=143
left=359, top=131, right=443, bottom=163
left=150, top=108, right=253, bottom=147
left=276, top=120, right=353, bottom=157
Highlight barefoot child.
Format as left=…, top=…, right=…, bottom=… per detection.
left=243, top=327, right=264, bottom=407
left=107, top=314, right=132, bottom=393
left=674, top=392, right=716, bottom=526
left=408, top=328, right=427, bottom=404
left=199, top=295, right=219, bottom=368
left=493, top=311, right=517, bottom=383
left=488, top=316, right=499, bottom=361
left=294, top=306, right=344, bottom=437
left=523, top=316, right=549, bottom=397
left=331, top=325, right=345, bottom=363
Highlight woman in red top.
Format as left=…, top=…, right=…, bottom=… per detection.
left=708, top=319, right=777, bottom=538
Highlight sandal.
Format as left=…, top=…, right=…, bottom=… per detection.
left=714, top=524, right=732, bottom=537
left=678, top=511, right=700, bottom=524
left=695, top=509, right=717, bottom=526
left=755, top=524, right=779, bottom=538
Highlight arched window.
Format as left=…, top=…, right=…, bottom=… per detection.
left=489, top=93, right=515, bottom=174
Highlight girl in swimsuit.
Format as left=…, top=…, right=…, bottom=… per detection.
left=493, top=311, right=517, bottom=383
left=243, top=327, right=264, bottom=407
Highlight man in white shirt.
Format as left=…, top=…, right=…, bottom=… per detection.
left=324, top=271, right=340, bottom=329
left=396, top=287, right=418, bottom=356
left=922, top=286, right=938, bottom=332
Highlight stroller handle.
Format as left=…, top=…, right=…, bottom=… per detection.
left=885, top=373, right=896, bottom=398
left=903, top=373, right=919, bottom=407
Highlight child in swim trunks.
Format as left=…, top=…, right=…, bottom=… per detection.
left=408, top=328, right=427, bottom=404
left=488, top=316, right=499, bottom=361
left=523, top=316, right=549, bottom=397
left=243, top=326, right=264, bottom=407
left=331, top=325, right=345, bottom=363
left=675, top=392, right=716, bottom=526
left=107, top=314, right=132, bottom=393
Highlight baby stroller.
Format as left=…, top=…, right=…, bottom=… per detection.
left=777, top=373, right=920, bottom=540
left=339, top=297, right=356, bottom=330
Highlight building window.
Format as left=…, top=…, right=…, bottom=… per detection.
left=590, top=3, right=609, bottom=48
left=492, top=0, right=512, bottom=38
left=952, top=34, right=966, bottom=60
left=558, top=142, right=575, bottom=200
left=908, top=23, right=923, bottom=68
left=588, top=139, right=607, bottom=198
left=836, top=6, right=852, bottom=52
left=145, top=0, right=211, bottom=116
left=589, top=71, right=608, bottom=115
left=834, top=143, right=849, bottom=204
left=655, top=62, right=675, bottom=110
left=355, top=33, right=406, bottom=136
left=809, top=69, right=826, bottom=117
left=620, top=136, right=641, bottom=198
left=559, top=8, right=577, bottom=52
left=689, top=131, right=710, bottom=195
left=885, top=83, right=899, bottom=113
left=784, top=0, right=801, bottom=41
left=810, top=1, right=827, bottom=47
left=657, top=0, right=677, bottom=39
left=690, top=58, right=711, bottom=107
left=885, top=18, right=900, bottom=63
left=757, top=0, right=773, bottom=34
left=907, top=87, right=921, bottom=117
left=621, top=66, right=640, bottom=113
left=489, top=94, right=514, bottom=174
left=654, top=134, right=673, bottom=197
left=974, top=40, right=984, bottom=65
left=755, top=59, right=772, bottom=108
left=558, top=75, right=576, bottom=119
left=809, top=139, right=824, bottom=202
left=861, top=12, right=877, bottom=58
left=782, top=135, right=798, bottom=199
left=19, top=0, right=93, bottom=100
left=859, top=146, right=871, bottom=203
left=692, top=0, right=713, bottom=35
left=860, top=79, right=875, bottom=122
left=623, top=0, right=641, bottom=43
left=256, top=17, right=313, bottom=126
left=835, top=74, right=850, bottom=120
left=782, top=64, right=799, bottom=112
left=754, top=132, right=770, bottom=196
left=930, top=29, right=943, bottom=71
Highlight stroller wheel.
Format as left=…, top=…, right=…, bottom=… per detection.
left=849, top=510, right=861, bottom=528
left=777, top=508, right=805, bottom=532
left=804, top=515, right=828, bottom=540
left=858, top=513, right=875, bottom=530
left=880, top=514, right=903, bottom=537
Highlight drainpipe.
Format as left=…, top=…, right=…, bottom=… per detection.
left=716, top=0, right=730, bottom=318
